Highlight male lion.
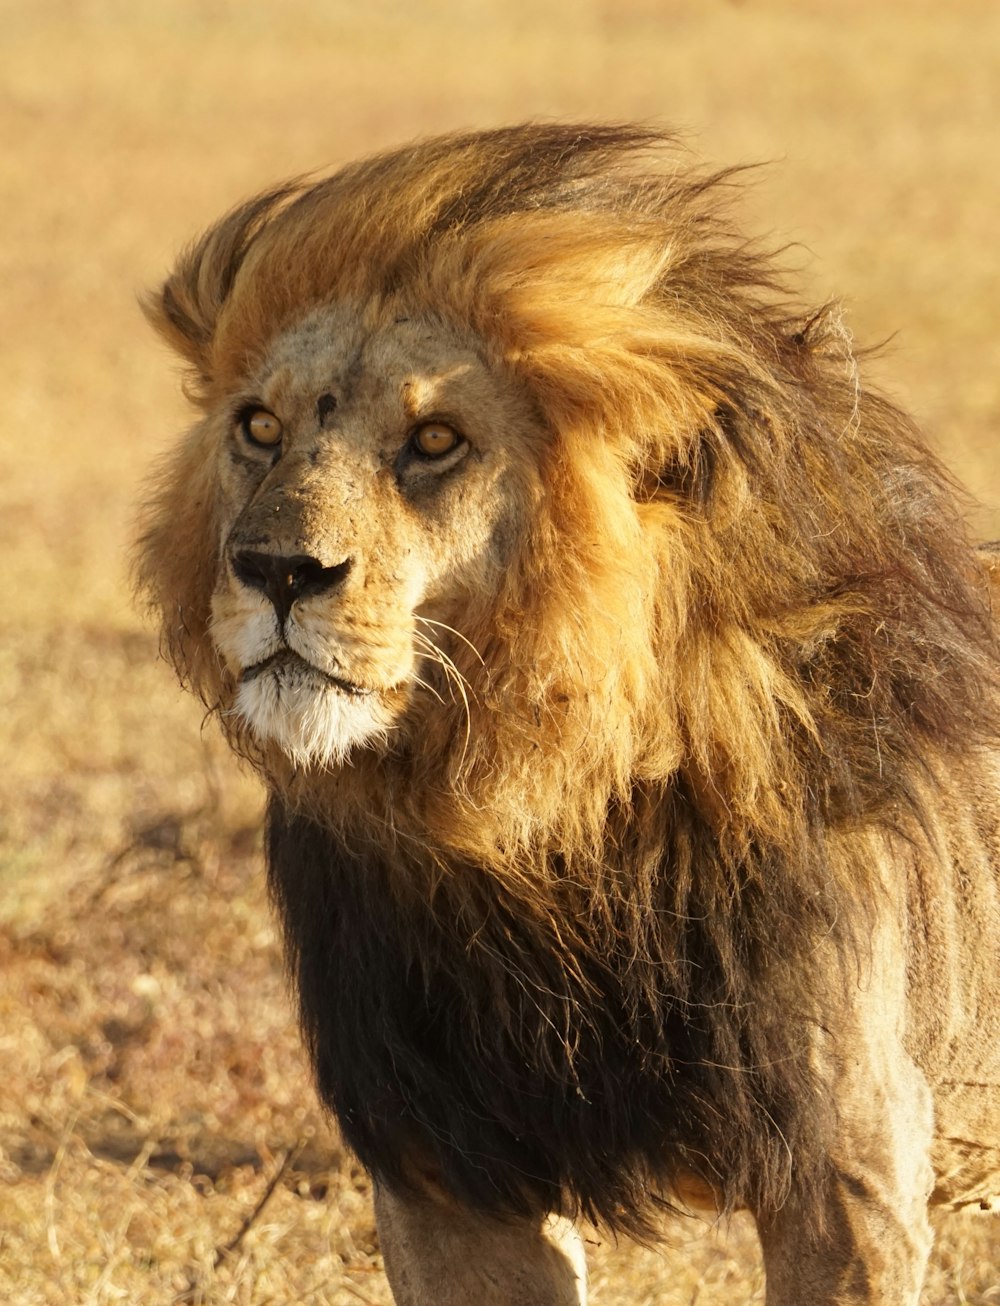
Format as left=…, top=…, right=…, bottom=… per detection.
left=137, top=125, right=1000, bottom=1304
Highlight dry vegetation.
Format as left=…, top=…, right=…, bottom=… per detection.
left=2, top=1, right=998, bottom=1301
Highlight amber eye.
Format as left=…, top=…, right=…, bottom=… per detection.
left=241, top=409, right=283, bottom=448
left=411, top=421, right=461, bottom=458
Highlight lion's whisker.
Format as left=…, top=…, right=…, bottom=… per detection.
left=414, top=615, right=486, bottom=666
left=410, top=672, right=446, bottom=706
left=412, top=631, right=476, bottom=703
left=412, top=631, right=475, bottom=769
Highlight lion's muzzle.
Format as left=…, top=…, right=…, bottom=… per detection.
left=214, top=538, right=409, bottom=766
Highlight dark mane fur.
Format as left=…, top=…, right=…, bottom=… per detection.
left=267, top=789, right=842, bottom=1236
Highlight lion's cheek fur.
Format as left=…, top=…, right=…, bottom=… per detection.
left=210, top=595, right=280, bottom=678
left=134, top=418, right=227, bottom=702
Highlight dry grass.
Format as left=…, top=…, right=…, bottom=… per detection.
left=2, top=1, right=998, bottom=1301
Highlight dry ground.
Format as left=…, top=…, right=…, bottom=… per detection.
left=2, top=1, right=998, bottom=1301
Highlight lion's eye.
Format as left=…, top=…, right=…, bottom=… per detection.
left=411, top=422, right=461, bottom=459
left=241, top=409, right=283, bottom=448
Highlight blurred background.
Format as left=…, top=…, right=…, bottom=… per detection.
left=2, top=1, right=997, bottom=1301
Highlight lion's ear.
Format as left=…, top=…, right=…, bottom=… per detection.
left=141, top=273, right=213, bottom=380
left=142, top=184, right=300, bottom=384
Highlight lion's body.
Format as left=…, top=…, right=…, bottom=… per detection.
left=138, top=125, right=1000, bottom=1303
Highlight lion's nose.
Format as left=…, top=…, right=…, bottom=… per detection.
left=231, top=549, right=353, bottom=625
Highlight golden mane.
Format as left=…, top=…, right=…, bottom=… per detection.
left=138, top=124, right=1000, bottom=1235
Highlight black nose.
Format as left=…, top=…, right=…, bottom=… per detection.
left=231, top=550, right=352, bottom=624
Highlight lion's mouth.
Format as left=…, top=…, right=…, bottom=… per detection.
left=241, top=649, right=374, bottom=698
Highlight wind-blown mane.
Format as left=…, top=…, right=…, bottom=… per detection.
left=139, top=124, right=1000, bottom=1236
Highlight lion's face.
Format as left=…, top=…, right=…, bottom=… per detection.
left=206, top=304, right=543, bottom=767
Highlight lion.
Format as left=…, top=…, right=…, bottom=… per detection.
left=136, top=124, right=1000, bottom=1304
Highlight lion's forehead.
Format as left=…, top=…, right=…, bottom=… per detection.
left=245, top=306, right=499, bottom=431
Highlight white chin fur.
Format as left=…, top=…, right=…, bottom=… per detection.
left=233, top=669, right=392, bottom=768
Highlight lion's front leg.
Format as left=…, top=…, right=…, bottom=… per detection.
left=374, top=1183, right=587, bottom=1306
left=758, top=985, right=936, bottom=1304
left=758, top=1163, right=933, bottom=1306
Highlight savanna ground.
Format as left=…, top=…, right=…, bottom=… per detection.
left=2, top=1, right=999, bottom=1301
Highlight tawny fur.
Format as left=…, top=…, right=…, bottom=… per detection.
left=136, top=125, right=1000, bottom=1300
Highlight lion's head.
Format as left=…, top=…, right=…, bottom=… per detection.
left=137, top=125, right=999, bottom=1231
left=137, top=123, right=996, bottom=868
